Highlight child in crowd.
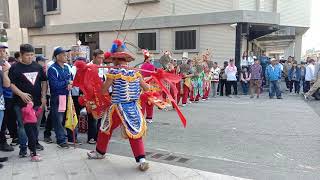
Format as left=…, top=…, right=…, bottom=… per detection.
left=240, top=67, right=251, bottom=95
left=21, top=101, right=43, bottom=162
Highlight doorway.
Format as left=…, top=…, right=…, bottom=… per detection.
left=77, top=32, right=99, bottom=60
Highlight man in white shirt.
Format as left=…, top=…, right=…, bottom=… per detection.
left=304, top=59, right=315, bottom=95
left=304, top=59, right=320, bottom=100
left=87, top=49, right=110, bottom=144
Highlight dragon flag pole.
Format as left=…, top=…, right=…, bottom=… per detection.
left=116, top=0, right=130, bottom=39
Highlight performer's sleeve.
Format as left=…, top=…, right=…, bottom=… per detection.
left=140, top=77, right=150, bottom=92
left=102, top=78, right=113, bottom=94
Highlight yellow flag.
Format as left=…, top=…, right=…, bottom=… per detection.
left=65, top=94, right=78, bottom=130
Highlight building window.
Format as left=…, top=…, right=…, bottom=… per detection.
left=138, top=32, right=157, bottom=51
left=43, top=0, right=60, bottom=15
left=175, top=30, right=197, bottom=50
left=34, top=47, right=45, bottom=57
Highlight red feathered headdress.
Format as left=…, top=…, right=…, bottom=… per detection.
left=142, top=49, right=150, bottom=60
left=110, top=39, right=135, bottom=62
left=104, top=51, right=112, bottom=63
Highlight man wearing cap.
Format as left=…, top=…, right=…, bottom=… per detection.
left=9, top=44, right=47, bottom=157
left=265, top=58, right=282, bottom=99
left=47, top=47, right=73, bottom=148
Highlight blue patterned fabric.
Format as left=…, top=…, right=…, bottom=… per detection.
left=117, top=102, right=143, bottom=135
left=110, top=68, right=141, bottom=104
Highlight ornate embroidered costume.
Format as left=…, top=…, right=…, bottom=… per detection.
left=101, top=68, right=147, bottom=139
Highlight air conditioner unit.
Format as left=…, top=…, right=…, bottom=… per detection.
left=0, top=22, right=9, bottom=29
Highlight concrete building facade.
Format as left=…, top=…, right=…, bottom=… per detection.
left=2, top=0, right=311, bottom=65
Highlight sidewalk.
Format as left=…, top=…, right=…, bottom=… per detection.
left=1, top=143, right=250, bottom=180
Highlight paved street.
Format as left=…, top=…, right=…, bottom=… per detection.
left=1, top=143, right=249, bottom=180
left=29, top=92, right=320, bottom=179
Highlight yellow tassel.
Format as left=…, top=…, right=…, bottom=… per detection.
left=106, top=72, right=142, bottom=82
left=101, top=105, right=116, bottom=135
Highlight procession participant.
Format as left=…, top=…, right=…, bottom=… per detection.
left=190, top=55, right=205, bottom=102
left=159, top=52, right=176, bottom=105
left=140, top=49, right=155, bottom=123
left=176, top=53, right=192, bottom=106
left=87, top=40, right=150, bottom=171
left=202, top=51, right=213, bottom=100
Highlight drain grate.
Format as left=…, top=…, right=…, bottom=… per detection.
left=145, top=151, right=153, bottom=156
left=146, top=151, right=191, bottom=164
left=164, top=155, right=178, bottom=161
left=151, top=153, right=165, bottom=159
left=177, top=157, right=190, bottom=163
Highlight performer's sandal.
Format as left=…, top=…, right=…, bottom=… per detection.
left=139, top=162, right=149, bottom=171
left=87, top=150, right=106, bottom=159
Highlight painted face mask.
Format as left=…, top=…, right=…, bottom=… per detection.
left=182, top=59, right=188, bottom=64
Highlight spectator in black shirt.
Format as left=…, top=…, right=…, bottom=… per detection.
left=9, top=44, right=47, bottom=158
